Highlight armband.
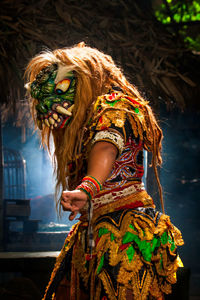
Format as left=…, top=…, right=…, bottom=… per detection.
left=91, top=130, right=124, bottom=155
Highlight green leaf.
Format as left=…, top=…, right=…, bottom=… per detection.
left=154, top=0, right=200, bottom=50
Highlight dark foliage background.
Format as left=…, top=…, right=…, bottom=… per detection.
left=0, top=0, right=200, bottom=114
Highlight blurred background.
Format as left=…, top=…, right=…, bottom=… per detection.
left=0, top=0, right=199, bottom=299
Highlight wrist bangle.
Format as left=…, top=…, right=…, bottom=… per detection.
left=78, top=187, right=92, bottom=201
left=76, top=176, right=102, bottom=257
left=76, top=175, right=102, bottom=201
left=82, top=175, right=102, bottom=192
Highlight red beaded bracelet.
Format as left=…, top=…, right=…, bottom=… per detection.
left=76, top=175, right=102, bottom=200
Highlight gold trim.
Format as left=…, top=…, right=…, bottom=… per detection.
left=84, top=91, right=156, bottom=154
left=92, top=190, right=154, bottom=222
left=98, top=270, right=117, bottom=300
left=42, top=222, right=82, bottom=300
left=43, top=188, right=184, bottom=300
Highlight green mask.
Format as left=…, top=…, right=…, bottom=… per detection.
left=30, top=64, right=76, bottom=129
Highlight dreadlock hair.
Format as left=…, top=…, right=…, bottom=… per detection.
left=25, top=42, right=164, bottom=213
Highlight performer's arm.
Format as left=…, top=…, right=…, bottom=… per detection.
left=87, top=141, right=118, bottom=183
left=61, top=141, right=118, bottom=220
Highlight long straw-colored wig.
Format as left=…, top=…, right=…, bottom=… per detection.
left=25, top=42, right=164, bottom=212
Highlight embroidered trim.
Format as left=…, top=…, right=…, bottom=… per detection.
left=92, top=209, right=183, bottom=300
left=80, top=191, right=154, bottom=224
left=80, top=182, right=146, bottom=215
left=84, top=92, right=149, bottom=151
left=91, top=130, right=125, bottom=155
left=98, top=271, right=118, bottom=300
left=43, top=205, right=184, bottom=300
left=42, top=222, right=82, bottom=300
left=93, top=182, right=145, bottom=208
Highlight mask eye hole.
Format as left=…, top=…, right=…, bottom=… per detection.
left=55, top=79, right=71, bottom=95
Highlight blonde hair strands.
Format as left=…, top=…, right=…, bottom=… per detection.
left=25, top=42, right=164, bottom=213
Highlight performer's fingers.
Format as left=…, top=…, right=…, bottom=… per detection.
left=60, top=200, right=72, bottom=211
left=62, top=191, right=71, bottom=201
left=69, top=210, right=78, bottom=221
left=62, top=197, right=70, bottom=203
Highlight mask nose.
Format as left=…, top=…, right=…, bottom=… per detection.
left=36, top=98, right=52, bottom=114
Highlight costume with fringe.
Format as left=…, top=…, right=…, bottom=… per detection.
left=43, top=90, right=183, bottom=300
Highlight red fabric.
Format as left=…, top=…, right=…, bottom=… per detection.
left=126, top=96, right=142, bottom=107
left=108, top=93, right=116, bottom=100
left=95, top=236, right=100, bottom=246
left=85, top=253, right=97, bottom=261
left=119, top=243, right=131, bottom=251
left=116, top=200, right=144, bottom=211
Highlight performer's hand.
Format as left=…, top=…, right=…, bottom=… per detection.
left=61, top=190, right=88, bottom=221
left=61, top=142, right=117, bottom=221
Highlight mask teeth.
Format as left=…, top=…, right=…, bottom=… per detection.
left=55, top=105, right=72, bottom=116
left=53, top=113, right=58, bottom=120
left=49, top=117, right=55, bottom=125
left=63, top=102, right=69, bottom=108
left=44, top=119, right=50, bottom=127
left=39, top=103, right=73, bottom=129
left=67, top=104, right=74, bottom=113
left=62, top=102, right=74, bottom=113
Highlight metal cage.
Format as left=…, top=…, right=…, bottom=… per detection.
left=3, top=148, right=26, bottom=200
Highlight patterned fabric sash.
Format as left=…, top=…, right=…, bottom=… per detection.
left=80, top=183, right=154, bottom=222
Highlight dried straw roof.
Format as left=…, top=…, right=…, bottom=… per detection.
left=0, top=0, right=200, bottom=116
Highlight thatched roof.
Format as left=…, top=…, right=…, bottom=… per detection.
left=0, top=0, right=200, bottom=115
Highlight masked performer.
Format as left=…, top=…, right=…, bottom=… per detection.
left=25, top=42, right=183, bottom=300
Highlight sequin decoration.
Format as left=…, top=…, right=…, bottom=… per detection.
left=103, top=136, right=144, bottom=191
